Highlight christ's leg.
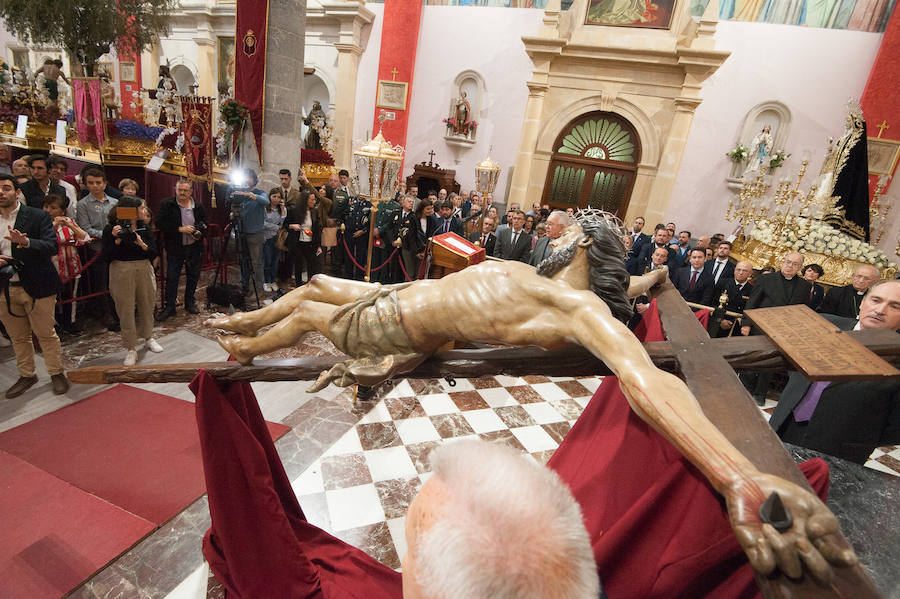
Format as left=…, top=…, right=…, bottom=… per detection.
left=627, top=266, right=669, bottom=299
left=217, top=300, right=339, bottom=364
left=206, top=274, right=376, bottom=336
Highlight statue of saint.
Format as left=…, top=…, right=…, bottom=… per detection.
left=99, top=75, right=120, bottom=120
left=453, top=90, right=471, bottom=137
left=207, top=209, right=857, bottom=584
left=303, top=101, right=327, bottom=150
left=34, top=58, right=69, bottom=106
left=743, top=125, right=774, bottom=177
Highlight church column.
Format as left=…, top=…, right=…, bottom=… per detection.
left=193, top=38, right=217, bottom=98
left=324, top=1, right=375, bottom=168
left=260, top=0, right=307, bottom=187
left=644, top=97, right=700, bottom=224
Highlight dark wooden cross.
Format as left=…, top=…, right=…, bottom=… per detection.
left=69, top=283, right=899, bottom=598
left=426, top=149, right=436, bottom=166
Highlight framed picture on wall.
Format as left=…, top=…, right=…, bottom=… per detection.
left=119, top=61, right=136, bottom=83
left=218, top=37, right=235, bottom=92
left=376, top=80, right=408, bottom=111
left=584, top=0, right=676, bottom=29
left=867, top=138, right=900, bottom=175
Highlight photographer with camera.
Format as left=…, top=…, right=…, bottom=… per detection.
left=0, top=174, right=70, bottom=398
left=157, top=179, right=207, bottom=320
left=102, top=196, right=163, bottom=366
left=228, top=169, right=268, bottom=300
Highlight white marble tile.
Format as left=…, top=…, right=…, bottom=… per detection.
left=529, top=382, right=571, bottom=402
left=326, top=484, right=385, bottom=531
left=461, top=408, right=507, bottom=433
left=438, top=377, right=475, bottom=392
left=162, top=561, right=209, bottom=599
left=358, top=400, right=392, bottom=424
left=573, top=396, right=591, bottom=409
left=548, top=376, right=575, bottom=382
left=365, top=446, right=419, bottom=482
left=441, top=434, right=480, bottom=445
left=385, top=379, right=414, bottom=399
left=495, top=374, right=525, bottom=387
left=395, top=417, right=441, bottom=445
left=323, top=428, right=363, bottom=456
left=292, top=461, right=324, bottom=495
left=510, top=425, right=559, bottom=453
left=476, top=387, right=517, bottom=408
left=521, top=402, right=566, bottom=424
left=864, top=460, right=899, bottom=477
left=578, top=377, right=602, bottom=393
left=386, top=517, right=408, bottom=567
left=417, top=393, right=460, bottom=416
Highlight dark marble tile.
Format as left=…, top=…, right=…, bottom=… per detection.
left=448, top=390, right=491, bottom=411
left=406, top=441, right=441, bottom=474
left=321, top=453, right=372, bottom=491
left=384, top=396, right=425, bottom=420
left=374, top=476, right=423, bottom=519
left=875, top=453, right=900, bottom=473
left=430, top=413, right=476, bottom=438
left=550, top=398, right=584, bottom=420
left=555, top=380, right=592, bottom=398
left=479, top=430, right=526, bottom=452
left=494, top=405, right=537, bottom=428
left=531, top=450, right=557, bottom=465
left=506, top=385, right=545, bottom=404
left=470, top=376, right=502, bottom=389
left=409, top=378, right=444, bottom=395
left=542, top=421, right=572, bottom=445
left=331, top=521, right=401, bottom=570
left=206, top=571, right=225, bottom=599
left=523, top=374, right=551, bottom=384
left=356, top=422, right=402, bottom=450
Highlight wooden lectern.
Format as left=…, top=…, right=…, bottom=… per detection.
left=419, top=232, right=486, bottom=279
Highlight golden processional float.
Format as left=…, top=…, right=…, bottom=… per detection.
left=728, top=102, right=898, bottom=286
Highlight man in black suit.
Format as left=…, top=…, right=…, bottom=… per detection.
left=818, top=264, right=880, bottom=319
left=156, top=179, right=207, bottom=319
left=802, top=264, right=825, bottom=311
left=492, top=209, right=531, bottom=262
left=769, top=280, right=900, bottom=464
left=672, top=230, right=692, bottom=268
left=628, top=227, right=676, bottom=275
left=710, top=260, right=754, bottom=337
left=469, top=215, right=497, bottom=257
left=671, top=248, right=715, bottom=306
left=629, top=216, right=651, bottom=255
left=703, top=240, right=735, bottom=287
left=433, top=199, right=463, bottom=236
left=0, top=174, right=69, bottom=398
left=739, top=252, right=812, bottom=404
left=19, top=155, right=65, bottom=209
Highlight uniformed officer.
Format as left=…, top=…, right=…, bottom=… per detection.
left=372, top=193, right=400, bottom=283
left=344, top=194, right=371, bottom=280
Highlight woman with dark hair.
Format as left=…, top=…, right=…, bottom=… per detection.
left=264, top=188, right=286, bottom=292
left=102, top=196, right=161, bottom=365
left=406, top=198, right=436, bottom=279
left=283, top=190, right=323, bottom=287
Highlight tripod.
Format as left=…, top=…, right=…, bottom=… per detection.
left=207, top=210, right=262, bottom=311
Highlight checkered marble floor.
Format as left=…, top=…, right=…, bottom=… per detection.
left=289, top=374, right=600, bottom=570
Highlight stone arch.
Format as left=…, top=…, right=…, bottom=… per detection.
left=306, top=66, right=337, bottom=112
left=167, top=58, right=199, bottom=94
left=535, top=95, right=661, bottom=169
left=726, top=100, right=792, bottom=181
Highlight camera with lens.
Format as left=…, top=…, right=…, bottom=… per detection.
left=0, top=257, right=22, bottom=289
left=115, top=206, right=138, bottom=242
left=192, top=221, right=208, bottom=240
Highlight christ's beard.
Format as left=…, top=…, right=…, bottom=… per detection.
left=536, top=240, right=577, bottom=278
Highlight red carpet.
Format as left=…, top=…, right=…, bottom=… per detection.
left=0, top=450, right=155, bottom=599
left=0, top=384, right=290, bottom=525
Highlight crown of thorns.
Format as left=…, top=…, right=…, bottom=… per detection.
left=574, top=208, right=628, bottom=238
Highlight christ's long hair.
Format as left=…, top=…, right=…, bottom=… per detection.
left=577, top=211, right=632, bottom=323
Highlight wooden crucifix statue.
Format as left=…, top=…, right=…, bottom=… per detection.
left=206, top=209, right=863, bottom=591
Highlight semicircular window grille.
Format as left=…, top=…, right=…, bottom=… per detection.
left=555, top=117, right=636, bottom=163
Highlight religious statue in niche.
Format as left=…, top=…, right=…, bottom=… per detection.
left=99, top=74, right=120, bottom=120
left=443, top=89, right=477, bottom=139
left=743, top=125, right=774, bottom=177
left=207, top=209, right=858, bottom=584
left=303, top=101, right=327, bottom=150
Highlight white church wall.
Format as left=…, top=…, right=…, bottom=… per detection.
left=352, top=4, right=384, bottom=151
left=353, top=5, right=543, bottom=199
left=668, top=20, right=894, bottom=256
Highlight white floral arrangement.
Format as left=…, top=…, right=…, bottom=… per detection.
left=726, top=143, right=749, bottom=162
left=748, top=217, right=897, bottom=269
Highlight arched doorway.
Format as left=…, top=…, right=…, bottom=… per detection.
left=541, top=112, right=641, bottom=217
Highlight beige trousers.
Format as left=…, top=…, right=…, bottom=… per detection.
left=109, top=260, right=157, bottom=349
left=0, top=286, right=63, bottom=377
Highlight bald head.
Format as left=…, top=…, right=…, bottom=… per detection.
left=734, top=260, right=753, bottom=284
left=781, top=253, right=803, bottom=279
left=851, top=264, right=880, bottom=292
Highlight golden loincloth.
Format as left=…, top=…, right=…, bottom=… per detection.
left=308, top=283, right=427, bottom=391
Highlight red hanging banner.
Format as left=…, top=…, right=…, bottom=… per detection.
left=234, top=0, right=269, bottom=164
left=181, top=97, right=215, bottom=190
left=72, top=78, right=106, bottom=148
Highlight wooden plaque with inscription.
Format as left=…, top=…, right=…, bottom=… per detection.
left=743, top=305, right=900, bottom=381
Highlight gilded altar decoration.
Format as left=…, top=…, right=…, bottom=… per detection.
left=242, top=29, right=258, bottom=58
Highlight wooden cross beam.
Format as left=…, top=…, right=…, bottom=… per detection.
left=649, top=281, right=882, bottom=599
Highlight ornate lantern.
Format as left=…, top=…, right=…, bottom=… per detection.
left=351, top=116, right=404, bottom=281
left=474, top=155, right=501, bottom=234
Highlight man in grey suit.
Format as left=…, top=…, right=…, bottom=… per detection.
left=769, top=280, right=900, bottom=464
left=529, top=210, right=571, bottom=267
left=492, top=209, right=531, bottom=263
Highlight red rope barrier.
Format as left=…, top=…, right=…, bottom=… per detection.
left=339, top=235, right=399, bottom=274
